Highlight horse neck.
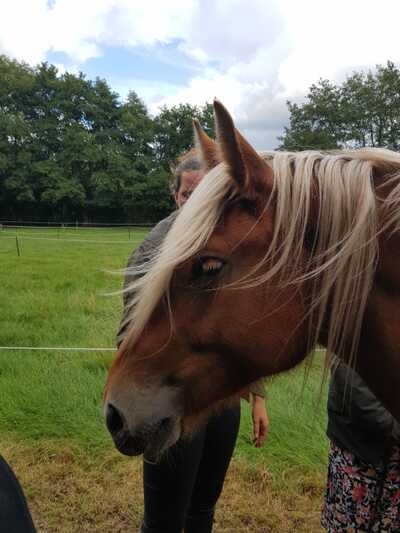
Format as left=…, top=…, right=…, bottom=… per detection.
left=373, top=168, right=400, bottom=290
left=358, top=231, right=400, bottom=420
left=351, top=177, right=400, bottom=420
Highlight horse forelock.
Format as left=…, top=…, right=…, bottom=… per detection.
left=124, top=148, right=400, bottom=368
left=122, top=164, right=234, bottom=349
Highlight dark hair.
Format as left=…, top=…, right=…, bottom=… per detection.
left=170, top=149, right=202, bottom=194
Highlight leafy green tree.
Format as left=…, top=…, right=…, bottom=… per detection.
left=280, top=62, right=400, bottom=151
left=90, top=91, right=156, bottom=214
left=279, top=80, right=345, bottom=150
left=0, top=54, right=213, bottom=222
left=0, top=56, right=37, bottom=216
left=119, top=91, right=155, bottom=202
left=153, top=102, right=214, bottom=170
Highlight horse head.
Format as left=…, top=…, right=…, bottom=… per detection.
left=103, top=101, right=310, bottom=457
left=104, top=100, right=400, bottom=456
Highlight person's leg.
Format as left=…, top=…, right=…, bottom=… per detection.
left=184, top=402, right=241, bottom=533
left=371, top=443, right=400, bottom=533
left=0, top=456, right=36, bottom=533
left=141, top=429, right=206, bottom=533
left=321, top=441, right=380, bottom=533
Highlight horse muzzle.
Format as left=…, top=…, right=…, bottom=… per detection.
left=104, top=397, right=182, bottom=459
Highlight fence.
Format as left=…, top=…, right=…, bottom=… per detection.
left=0, top=221, right=135, bottom=353
left=0, top=222, right=150, bottom=255
left=0, top=219, right=155, bottom=228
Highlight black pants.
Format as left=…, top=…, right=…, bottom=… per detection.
left=141, top=403, right=241, bottom=533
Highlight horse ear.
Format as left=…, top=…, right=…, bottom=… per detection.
left=213, top=99, right=272, bottom=196
left=193, top=119, right=221, bottom=171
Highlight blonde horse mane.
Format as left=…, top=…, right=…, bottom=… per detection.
left=122, top=148, right=400, bottom=368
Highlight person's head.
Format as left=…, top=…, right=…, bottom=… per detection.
left=171, top=149, right=205, bottom=208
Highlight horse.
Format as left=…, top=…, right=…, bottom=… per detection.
left=104, top=100, right=400, bottom=458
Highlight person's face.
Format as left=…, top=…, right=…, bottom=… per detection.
left=174, top=169, right=204, bottom=208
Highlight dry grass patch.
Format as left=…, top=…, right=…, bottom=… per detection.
left=2, top=437, right=325, bottom=532
left=216, top=463, right=325, bottom=532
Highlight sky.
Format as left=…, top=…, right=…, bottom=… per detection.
left=1, top=0, right=400, bottom=149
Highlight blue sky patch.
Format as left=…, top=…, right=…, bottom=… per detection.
left=46, top=41, right=205, bottom=103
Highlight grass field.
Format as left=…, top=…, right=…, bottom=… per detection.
left=0, top=225, right=328, bottom=532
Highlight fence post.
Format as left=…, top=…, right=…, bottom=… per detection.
left=15, top=236, right=20, bottom=257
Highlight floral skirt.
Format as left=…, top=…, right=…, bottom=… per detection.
left=321, top=442, right=400, bottom=533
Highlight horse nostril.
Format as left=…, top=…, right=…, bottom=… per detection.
left=106, top=403, right=125, bottom=434
left=160, top=417, right=171, bottom=429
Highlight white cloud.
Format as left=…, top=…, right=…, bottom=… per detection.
left=182, top=0, right=283, bottom=69
left=1, top=0, right=400, bottom=148
left=112, top=78, right=184, bottom=106
left=277, top=0, right=400, bottom=95
left=0, top=0, right=195, bottom=64
left=151, top=0, right=400, bottom=147
left=0, top=0, right=51, bottom=64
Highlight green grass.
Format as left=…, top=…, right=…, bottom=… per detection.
left=0, top=226, right=329, bottom=473
left=239, top=362, right=328, bottom=474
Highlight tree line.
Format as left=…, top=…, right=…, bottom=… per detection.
left=1, top=55, right=399, bottom=222
left=0, top=55, right=213, bottom=223
left=280, top=61, right=400, bottom=151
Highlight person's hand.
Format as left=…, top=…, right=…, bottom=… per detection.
left=251, top=395, right=269, bottom=448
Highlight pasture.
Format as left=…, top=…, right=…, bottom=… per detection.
left=0, top=224, right=328, bottom=532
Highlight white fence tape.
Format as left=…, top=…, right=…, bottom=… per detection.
left=0, top=346, right=115, bottom=352
left=0, top=345, right=325, bottom=354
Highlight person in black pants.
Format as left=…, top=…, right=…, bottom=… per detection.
left=117, top=150, right=269, bottom=533
left=142, top=405, right=240, bottom=533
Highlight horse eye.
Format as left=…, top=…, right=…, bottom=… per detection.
left=193, top=257, right=225, bottom=277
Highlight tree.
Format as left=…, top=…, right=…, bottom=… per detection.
left=0, top=54, right=215, bottom=222
left=118, top=92, right=174, bottom=221
left=279, top=62, right=400, bottom=151
left=0, top=56, right=37, bottom=216
left=153, top=103, right=214, bottom=170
